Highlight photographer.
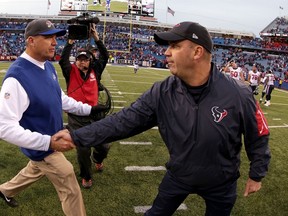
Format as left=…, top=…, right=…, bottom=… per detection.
left=59, top=23, right=111, bottom=189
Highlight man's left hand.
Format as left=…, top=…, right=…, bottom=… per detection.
left=244, top=178, right=262, bottom=197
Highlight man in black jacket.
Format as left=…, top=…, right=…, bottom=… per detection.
left=55, top=22, right=271, bottom=215
left=59, top=23, right=111, bottom=189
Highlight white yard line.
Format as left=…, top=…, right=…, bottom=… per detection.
left=125, top=166, right=166, bottom=171
left=120, top=141, right=152, bottom=145
left=134, top=203, right=187, bottom=214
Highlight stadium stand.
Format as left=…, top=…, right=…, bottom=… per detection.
left=0, top=13, right=288, bottom=89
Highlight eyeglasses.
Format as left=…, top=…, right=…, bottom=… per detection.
left=77, top=59, right=90, bottom=62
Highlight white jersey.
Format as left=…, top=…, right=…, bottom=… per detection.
left=263, top=73, right=275, bottom=86
left=228, top=66, right=243, bottom=81
left=134, top=60, right=139, bottom=69
left=248, top=70, right=261, bottom=86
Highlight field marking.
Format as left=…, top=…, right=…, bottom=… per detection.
left=105, top=86, right=118, bottom=88
left=274, top=89, right=288, bottom=94
left=272, top=118, right=282, bottom=120
left=113, top=106, right=125, bottom=109
left=113, top=100, right=127, bottom=103
left=125, top=166, right=166, bottom=171
left=120, top=141, right=152, bottom=145
left=119, top=92, right=142, bottom=95
left=105, top=88, right=119, bottom=91
left=114, top=80, right=154, bottom=85
left=110, top=73, right=163, bottom=80
left=269, top=124, right=288, bottom=128
left=134, top=203, right=187, bottom=213
left=269, top=103, right=288, bottom=106
left=273, top=95, right=288, bottom=98
left=110, top=91, right=142, bottom=95
left=110, top=91, right=122, bottom=94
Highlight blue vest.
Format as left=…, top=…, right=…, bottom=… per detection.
left=4, top=57, right=62, bottom=161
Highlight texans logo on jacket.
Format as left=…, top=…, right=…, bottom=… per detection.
left=211, top=106, right=228, bottom=123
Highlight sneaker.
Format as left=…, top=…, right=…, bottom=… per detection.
left=95, top=163, right=104, bottom=172
left=264, top=100, right=271, bottom=106
left=0, top=191, right=18, bottom=208
left=81, top=179, right=92, bottom=189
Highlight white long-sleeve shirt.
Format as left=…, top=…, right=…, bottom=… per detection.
left=0, top=53, right=91, bottom=151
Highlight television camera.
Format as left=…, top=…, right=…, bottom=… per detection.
left=67, top=12, right=100, bottom=40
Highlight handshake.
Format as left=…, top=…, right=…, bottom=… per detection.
left=49, top=104, right=109, bottom=152
left=50, top=129, right=75, bottom=152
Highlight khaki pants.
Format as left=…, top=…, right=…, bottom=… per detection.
left=0, top=151, right=86, bottom=216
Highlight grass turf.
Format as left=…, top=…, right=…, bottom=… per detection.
left=0, top=62, right=288, bottom=215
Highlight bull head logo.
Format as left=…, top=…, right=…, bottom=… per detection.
left=211, top=106, right=228, bottom=123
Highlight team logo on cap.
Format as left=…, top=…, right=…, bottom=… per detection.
left=174, top=23, right=181, bottom=27
left=46, top=20, right=53, bottom=28
left=192, top=33, right=198, bottom=39
left=211, top=106, right=228, bottom=123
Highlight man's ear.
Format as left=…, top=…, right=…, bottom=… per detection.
left=193, top=46, right=205, bottom=60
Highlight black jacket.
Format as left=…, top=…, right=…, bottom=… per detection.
left=71, top=63, right=271, bottom=187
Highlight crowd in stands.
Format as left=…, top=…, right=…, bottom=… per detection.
left=1, top=18, right=288, bottom=83
left=264, top=17, right=288, bottom=35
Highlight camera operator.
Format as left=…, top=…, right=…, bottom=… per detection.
left=59, top=23, right=111, bottom=189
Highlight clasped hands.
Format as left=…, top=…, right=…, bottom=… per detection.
left=50, top=129, right=75, bottom=152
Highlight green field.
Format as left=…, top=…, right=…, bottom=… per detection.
left=88, top=0, right=128, bottom=13
left=0, top=62, right=288, bottom=216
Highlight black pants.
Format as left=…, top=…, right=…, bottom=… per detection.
left=145, top=172, right=237, bottom=216
left=76, top=143, right=110, bottom=180
left=67, top=114, right=111, bottom=180
left=250, top=85, right=255, bottom=92
left=265, top=85, right=274, bottom=101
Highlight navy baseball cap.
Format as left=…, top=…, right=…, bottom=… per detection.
left=154, top=21, right=213, bottom=53
left=24, top=19, right=66, bottom=39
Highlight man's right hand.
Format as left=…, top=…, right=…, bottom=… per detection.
left=68, top=39, right=75, bottom=44
left=90, top=23, right=99, bottom=41
left=50, top=129, right=75, bottom=152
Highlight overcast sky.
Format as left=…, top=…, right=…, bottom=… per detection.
left=0, top=0, right=287, bottom=37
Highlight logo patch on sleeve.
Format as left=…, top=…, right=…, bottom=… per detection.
left=4, top=92, right=10, bottom=99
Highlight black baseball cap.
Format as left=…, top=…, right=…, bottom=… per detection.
left=24, top=19, right=66, bottom=39
left=88, top=44, right=98, bottom=51
left=76, top=50, right=91, bottom=59
left=154, top=21, right=213, bottom=53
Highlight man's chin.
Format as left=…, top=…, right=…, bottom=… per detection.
left=169, top=67, right=176, bottom=74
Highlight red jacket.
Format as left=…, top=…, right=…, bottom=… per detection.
left=67, top=64, right=98, bottom=106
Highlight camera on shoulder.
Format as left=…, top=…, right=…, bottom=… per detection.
left=67, top=12, right=100, bottom=40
